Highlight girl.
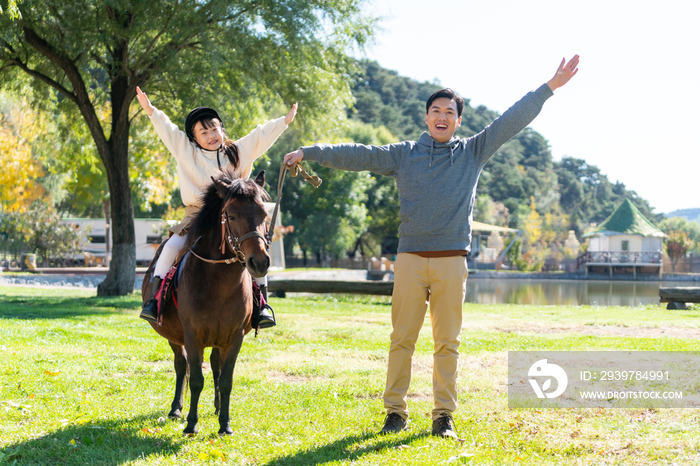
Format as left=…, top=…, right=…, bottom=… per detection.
left=136, top=86, right=296, bottom=328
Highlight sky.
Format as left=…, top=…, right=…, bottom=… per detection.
left=357, top=0, right=700, bottom=214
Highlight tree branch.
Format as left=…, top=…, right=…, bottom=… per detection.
left=0, top=39, right=78, bottom=103
left=212, top=2, right=261, bottom=25
left=21, top=22, right=108, bottom=151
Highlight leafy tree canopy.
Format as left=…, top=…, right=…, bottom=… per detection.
left=0, top=0, right=375, bottom=294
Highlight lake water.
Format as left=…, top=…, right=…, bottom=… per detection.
left=465, top=279, right=694, bottom=307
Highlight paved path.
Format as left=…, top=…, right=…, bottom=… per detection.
left=0, top=269, right=375, bottom=290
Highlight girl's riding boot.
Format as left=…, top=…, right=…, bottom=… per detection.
left=257, top=284, right=276, bottom=328
left=140, top=276, right=162, bottom=323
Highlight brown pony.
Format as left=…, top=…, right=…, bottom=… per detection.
left=142, top=170, right=271, bottom=435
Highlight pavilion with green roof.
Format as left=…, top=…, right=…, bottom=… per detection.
left=580, top=199, right=666, bottom=278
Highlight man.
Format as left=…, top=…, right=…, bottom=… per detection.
left=283, top=56, right=579, bottom=438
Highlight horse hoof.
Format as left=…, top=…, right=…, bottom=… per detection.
left=168, top=409, right=182, bottom=419
left=183, top=425, right=198, bottom=435
left=219, top=427, right=233, bottom=436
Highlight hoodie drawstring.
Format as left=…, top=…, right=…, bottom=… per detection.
left=428, top=139, right=455, bottom=167
left=429, top=139, right=434, bottom=167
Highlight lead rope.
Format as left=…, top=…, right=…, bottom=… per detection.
left=265, top=161, right=322, bottom=246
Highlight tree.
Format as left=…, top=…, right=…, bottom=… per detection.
left=263, top=117, right=391, bottom=265
left=554, top=157, right=660, bottom=236
left=0, top=200, right=87, bottom=266
left=660, top=217, right=700, bottom=253
left=21, top=201, right=88, bottom=266
left=1, top=0, right=374, bottom=295
left=0, top=0, right=20, bottom=18
left=0, top=93, right=45, bottom=212
left=665, top=230, right=694, bottom=273
left=281, top=150, right=372, bottom=265
left=0, top=209, right=26, bottom=260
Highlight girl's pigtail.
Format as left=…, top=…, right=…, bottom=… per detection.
left=222, top=139, right=240, bottom=169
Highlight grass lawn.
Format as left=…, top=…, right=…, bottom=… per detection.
left=1, top=285, right=700, bottom=465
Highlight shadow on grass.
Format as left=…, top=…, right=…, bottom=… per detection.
left=262, top=432, right=427, bottom=466
left=0, top=414, right=182, bottom=466
left=0, top=294, right=142, bottom=320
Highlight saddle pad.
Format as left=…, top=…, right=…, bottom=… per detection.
left=155, top=251, right=189, bottom=326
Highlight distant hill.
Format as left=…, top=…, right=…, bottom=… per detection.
left=665, top=208, right=700, bottom=223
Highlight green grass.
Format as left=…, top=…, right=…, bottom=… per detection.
left=1, top=285, right=700, bottom=465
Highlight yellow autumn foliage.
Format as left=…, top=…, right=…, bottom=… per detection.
left=0, top=114, right=45, bottom=212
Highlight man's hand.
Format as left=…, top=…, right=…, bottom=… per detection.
left=283, top=148, right=304, bottom=169
left=285, top=103, right=298, bottom=125
left=136, top=87, right=155, bottom=116
left=547, top=55, right=579, bottom=91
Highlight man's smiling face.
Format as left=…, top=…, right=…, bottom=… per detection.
left=425, top=97, right=462, bottom=143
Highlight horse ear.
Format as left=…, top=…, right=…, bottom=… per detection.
left=211, top=176, right=230, bottom=199
left=254, top=170, right=266, bottom=188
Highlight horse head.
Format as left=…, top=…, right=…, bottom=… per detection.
left=190, top=170, right=272, bottom=278
left=215, top=171, right=271, bottom=278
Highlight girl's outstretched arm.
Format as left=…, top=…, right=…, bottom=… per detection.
left=285, top=103, right=298, bottom=125
left=136, top=87, right=155, bottom=116
left=236, top=105, right=296, bottom=177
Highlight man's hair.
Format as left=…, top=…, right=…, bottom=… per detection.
left=426, top=88, right=464, bottom=117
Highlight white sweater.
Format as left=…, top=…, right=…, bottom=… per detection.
left=149, top=108, right=287, bottom=206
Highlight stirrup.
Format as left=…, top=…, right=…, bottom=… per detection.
left=140, top=299, right=158, bottom=323
left=257, top=304, right=276, bottom=329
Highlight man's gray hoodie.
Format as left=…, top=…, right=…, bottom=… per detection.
left=302, top=83, right=554, bottom=253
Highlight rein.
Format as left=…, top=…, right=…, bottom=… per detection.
left=266, top=161, right=322, bottom=245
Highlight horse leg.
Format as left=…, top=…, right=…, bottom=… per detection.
left=183, top=336, right=205, bottom=435
left=211, top=347, right=221, bottom=415
left=168, top=341, right=188, bottom=419
left=217, top=332, right=245, bottom=436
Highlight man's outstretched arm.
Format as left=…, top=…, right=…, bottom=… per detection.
left=469, top=55, right=580, bottom=166
left=283, top=142, right=401, bottom=176
left=547, top=54, right=579, bottom=91
left=284, top=148, right=305, bottom=169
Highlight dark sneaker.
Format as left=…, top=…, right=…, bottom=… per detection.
left=380, top=413, right=407, bottom=435
left=257, top=303, right=276, bottom=329
left=431, top=414, right=458, bottom=439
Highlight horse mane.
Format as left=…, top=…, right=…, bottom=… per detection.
left=186, top=169, right=270, bottom=249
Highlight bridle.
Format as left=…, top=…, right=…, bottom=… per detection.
left=189, top=197, right=269, bottom=265
left=189, top=162, right=321, bottom=266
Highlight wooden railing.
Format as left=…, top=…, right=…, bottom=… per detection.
left=577, top=251, right=662, bottom=268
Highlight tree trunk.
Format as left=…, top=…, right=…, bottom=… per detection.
left=96, top=78, right=136, bottom=296
left=103, top=199, right=111, bottom=268
left=96, top=144, right=136, bottom=296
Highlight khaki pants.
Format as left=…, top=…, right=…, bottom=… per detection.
left=383, top=253, right=468, bottom=420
